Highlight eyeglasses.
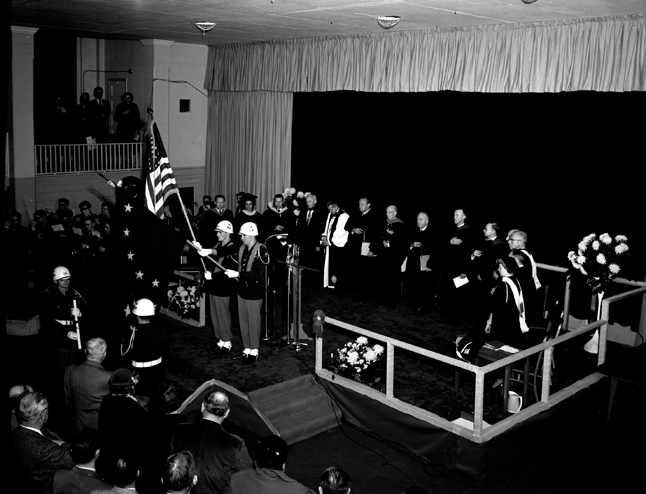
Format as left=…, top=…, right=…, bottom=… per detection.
left=508, top=238, right=522, bottom=242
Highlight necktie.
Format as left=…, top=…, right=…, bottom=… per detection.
left=307, top=209, right=312, bottom=225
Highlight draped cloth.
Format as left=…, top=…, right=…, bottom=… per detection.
left=203, top=15, right=644, bottom=209
left=204, top=91, right=293, bottom=215
left=205, top=15, right=645, bottom=93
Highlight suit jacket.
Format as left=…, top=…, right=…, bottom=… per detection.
left=98, top=394, right=148, bottom=453
left=171, top=419, right=253, bottom=494
left=53, top=466, right=111, bottom=494
left=347, top=208, right=382, bottom=255
left=87, top=99, right=111, bottom=142
left=472, top=237, right=509, bottom=286
left=64, top=360, right=112, bottom=435
left=12, top=426, right=75, bottom=494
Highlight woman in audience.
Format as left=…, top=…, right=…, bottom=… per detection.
left=113, top=92, right=141, bottom=142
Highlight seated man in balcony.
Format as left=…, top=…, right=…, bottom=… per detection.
left=55, top=197, right=74, bottom=228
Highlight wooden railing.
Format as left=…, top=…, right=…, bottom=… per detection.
left=314, top=264, right=646, bottom=443
left=35, top=143, right=144, bottom=175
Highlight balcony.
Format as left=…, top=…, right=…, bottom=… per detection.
left=35, top=142, right=144, bottom=175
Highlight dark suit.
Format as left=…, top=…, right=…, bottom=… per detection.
left=87, top=99, right=111, bottom=143
left=295, top=206, right=326, bottom=271
left=171, top=419, right=253, bottom=494
left=441, top=223, right=476, bottom=322
left=53, top=465, right=111, bottom=494
left=405, top=226, right=437, bottom=312
left=12, top=426, right=75, bottom=494
left=378, top=219, right=409, bottom=307
left=346, top=208, right=382, bottom=296
left=64, top=360, right=112, bottom=435
left=98, top=394, right=148, bottom=454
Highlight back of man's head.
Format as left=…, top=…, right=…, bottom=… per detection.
left=17, top=391, right=47, bottom=424
left=85, top=338, right=107, bottom=362
left=9, top=384, right=33, bottom=411
left=163, top=450, right=197, bottom=493
left=255, top=435, right=288, bottom=471
left=71, top=428, right=100, bottom=465
left=320, top=466, right=351, bottom=494
left=202, top=391, right=229, bottom=419
left=99, top=446, right=138, bottom=488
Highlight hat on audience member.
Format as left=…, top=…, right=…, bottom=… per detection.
left=109, top=368, right=135, bottom=387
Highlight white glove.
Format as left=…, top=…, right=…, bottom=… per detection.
left=193, top=241, right=203, bottom=250
left=71, top=308, right=82, bottom=318
left=224, top=270, right=239, bottom=279
left=204, top=271, right=212, bottom=280
left=198, top=249, right=212, bottom=257
left=67, top=331, right=79, bottom=341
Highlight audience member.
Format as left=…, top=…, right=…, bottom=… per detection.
left=12, top=391, right=75, bottom=494
left=53, top=427, right=111, bottom=494
left=319, top=466, right=351, bottom=494
left=170, top=390, right=252, bottom=494
left=88, top=445, right=139, bottom=494
left=197, top=195, right=212, bottom=216
left=51, top=96, right=72, bottom=144
left=113, top=92, right=141, bottom=143
left=198, top=194, right=234, bottom=247
left=9, top=384, right=34, bottom=431
left=98, top=368, right=149, bottom=454
left=230, top=435, right=315, bottom=494
left=75, top=92, right=92, bottom=143
left=162, top=451, right=198, bottom=494
left=88, top=87, right=111, bottom=143
left=56, top=198, right=75, bottom=227
left=64, top=338, right=112, bottom=435
left=321, top=199, right=350, bottom=291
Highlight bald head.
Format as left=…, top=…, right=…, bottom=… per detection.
left=202, top=391, right=230, bottom=421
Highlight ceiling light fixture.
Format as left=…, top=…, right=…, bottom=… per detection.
left=195, top=22, right=216, bottom=36
left=376, top=16, right=401, bottom=29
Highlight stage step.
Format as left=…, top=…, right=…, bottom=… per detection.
left=249, top=375, right=340, bottom=445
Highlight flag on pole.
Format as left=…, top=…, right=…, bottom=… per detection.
left=145, top=120, right=178, bottom=216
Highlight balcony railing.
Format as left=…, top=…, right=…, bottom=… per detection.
left=35, top=143, right=144, bottom=175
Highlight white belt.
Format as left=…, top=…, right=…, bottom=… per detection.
left=132, top=358, right=162, bottom=368
left=55, top=319, right=73, bottom=326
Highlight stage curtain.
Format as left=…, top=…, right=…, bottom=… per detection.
left=204, top=91, right=293, bottom=212
left=205, top=14, right=645, bottom=93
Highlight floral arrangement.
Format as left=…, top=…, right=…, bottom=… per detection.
left=567, top=233, right=629, bottom=294
left=167, top=283, right=200, bottom=317
left=330, top=336, right=385, bottom=391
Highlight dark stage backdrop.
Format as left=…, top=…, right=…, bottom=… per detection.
left=292, top=91, right=645, bottom=278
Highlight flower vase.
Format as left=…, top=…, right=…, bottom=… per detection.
left=583, top=291, right=604, bottom=354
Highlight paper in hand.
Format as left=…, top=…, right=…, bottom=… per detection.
left=453, top=276, right=469, bottom=288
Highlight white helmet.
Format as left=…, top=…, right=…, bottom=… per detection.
left=132, top=298, right=155, bottom=316
left=216, top=220, right=234, bottom=234
left=53, top=266, right=71, bottom=281
left=239, top=222, right=259, bottom=236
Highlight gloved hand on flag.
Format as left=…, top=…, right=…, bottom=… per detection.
left=204, top=271, right=212, bottom=280
left=224, top=270, right=239, bottom=279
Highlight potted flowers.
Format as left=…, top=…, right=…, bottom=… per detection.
left=330, top=336, right=385, bottom=391
left=567, top=233, right=629, bottom=353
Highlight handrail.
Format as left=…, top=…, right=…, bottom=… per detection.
left=35, top=142, right=144, bottom=175
left=314, top=283, right=645, bottom=442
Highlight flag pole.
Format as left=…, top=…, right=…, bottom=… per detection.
left=174, top=192, right=209, bottom=273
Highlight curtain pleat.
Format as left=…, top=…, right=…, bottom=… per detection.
left=204, top=91, right=293, bottom=214
left=205, top=15, right=645, bottom=93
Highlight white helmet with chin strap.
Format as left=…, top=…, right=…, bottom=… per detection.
left=53, top=266, right=71, bottom=281
left=216, top=220, right=234, bottom=234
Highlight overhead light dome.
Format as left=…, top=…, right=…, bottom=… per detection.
left=376, top=16, right=401, bottom=29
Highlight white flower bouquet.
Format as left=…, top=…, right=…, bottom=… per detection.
left=567, top=233, right=629, bottom=293
left=167, top=282, right=200, bottom=317
left=330, top=336, right=385, bottom=391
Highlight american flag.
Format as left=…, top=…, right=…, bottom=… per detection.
left=145, top=120, right=178, bottom=216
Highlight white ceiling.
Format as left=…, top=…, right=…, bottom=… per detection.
left=11, top=0, right=646, bottom=46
